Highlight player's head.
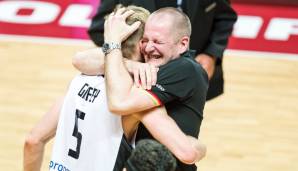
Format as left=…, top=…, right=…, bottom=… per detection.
left=110, top=5, right=150, bottom=62
left=123, top=139, right=177, bottom=171
left=140, top=7, right=191, bottom=66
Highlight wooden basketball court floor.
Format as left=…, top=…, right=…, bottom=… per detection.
left=0, top=39, right=298, bottom=171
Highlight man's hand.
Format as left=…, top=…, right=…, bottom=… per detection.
left=195, top=54, right=216, bottom=80
left=125, top=60, right=159, bottom=90
left=104, top=8, right=141, bottom=43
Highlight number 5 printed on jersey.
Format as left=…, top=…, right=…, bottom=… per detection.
left=68, top=109, right=85, bottom=159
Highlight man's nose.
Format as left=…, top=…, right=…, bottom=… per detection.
left=145, top=41, right=154, bottom=53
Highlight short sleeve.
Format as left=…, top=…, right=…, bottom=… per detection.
left=148, top=57, right=197, bottom=104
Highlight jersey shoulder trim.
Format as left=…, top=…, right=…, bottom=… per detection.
left=143, top=90, right=162, bottom=106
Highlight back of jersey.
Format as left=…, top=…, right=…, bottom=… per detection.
left=50, top=75, right=123, bottom=171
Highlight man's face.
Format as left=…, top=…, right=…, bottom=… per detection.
left=140, top=16, right=180, bottom=67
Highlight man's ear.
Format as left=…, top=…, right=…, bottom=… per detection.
left=178, top=36, right=190, bottom=54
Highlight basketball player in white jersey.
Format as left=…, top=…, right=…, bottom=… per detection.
left=24, top=5, right=206, bottom=171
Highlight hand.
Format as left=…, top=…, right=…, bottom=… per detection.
left=125, top=60, right=159, bottom=90
left=187, top=136, right=207, bottom=162
left=195, top=54, right=216, bottom=80
left=104, top=8, right=141, bottom=43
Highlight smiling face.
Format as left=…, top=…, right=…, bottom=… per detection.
left=140, top=15, right=180, bottom=66
left=140, top=9, right=191, bottom=67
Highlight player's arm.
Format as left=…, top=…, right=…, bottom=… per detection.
left=23, top=97, right=63, bottom=171
left=135, top=106, right=206, bottom=164
left=72, top=48, right=105, bottom=76
left=72, top=48, right=158, bottom=89
left=104, top=10, right=163, bottom=115
left=106, top=50, right=160, bottom=115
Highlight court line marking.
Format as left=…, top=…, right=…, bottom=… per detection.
left=1, top=34, right=298, bottom=60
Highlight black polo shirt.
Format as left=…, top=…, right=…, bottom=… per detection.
left=136, top=50, right=208, bottom=171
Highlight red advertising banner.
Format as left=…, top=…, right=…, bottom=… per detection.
left=0, top=0, right=297, bottom=55
left=229, top=3, right=298, bottom=54
left=0, top=0, right=98, bottom=39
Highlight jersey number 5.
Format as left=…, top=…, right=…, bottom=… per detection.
left=68, top=109, right=85, bottom=159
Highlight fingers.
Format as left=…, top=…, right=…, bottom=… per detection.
left=133, top=67, right=141, bottom=88
left=122, top=9, right=135, bottom=19
left=109, top=11, right=115, bottom=16
left=145, top=65, right=152, bottom=90
left=151, top=65, right=158, bottom=86
left=114, top=8, right=134, bottom=18
left=147, top=64, right=159, bottom=89
left=133, top=64, right=148, bottom=89
left=129, top=21, right=141, bottom=33
left=115, top=8, right=126, bottom=16
left=130, top=62, right=159, bottom=90
left=139, top=67, right=146, bottom=89
left=122, top=21, right=141, bottom=42
left=119, top=9, right=140, bottom=40
left=107, top=8, right=134, bottom=24
left=137, top=64, right=159, bottom=90
left=105, top=7, right=139, bottom=43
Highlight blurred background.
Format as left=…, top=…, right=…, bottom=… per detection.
left=0, top=0, right=297, bottom=170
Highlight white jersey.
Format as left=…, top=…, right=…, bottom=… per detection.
left=50, top=75, right=123, bottom=171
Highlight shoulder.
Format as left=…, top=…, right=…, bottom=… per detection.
left=160, top=54, right=204, bottom=76
left=157, top=58, right=207, bottom=87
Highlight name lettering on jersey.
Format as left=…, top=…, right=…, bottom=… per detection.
left=78, top=83, right=100, bottom=103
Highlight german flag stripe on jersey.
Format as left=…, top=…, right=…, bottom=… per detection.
left=140, top=89, right=162, bottom=106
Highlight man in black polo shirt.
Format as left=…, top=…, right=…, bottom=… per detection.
left=104, top=7, right=208, bottom=171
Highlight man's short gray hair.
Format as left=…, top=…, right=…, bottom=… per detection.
left=151, top=7, right=192, bottom=39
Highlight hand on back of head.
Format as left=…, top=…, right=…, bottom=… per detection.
left=104, top=8, right=141, bottom=44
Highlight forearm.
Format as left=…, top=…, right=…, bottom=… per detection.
left=105, top=49, right=136, bottom=113
left=72, top=48, right=105, bottom=75
left=24, top=126, right=55, bottom=171
left=72, top=48, right=139, bottom=76
left=137, top=107, right=199, bottom=164
left=23, top=97, right=63, bottom=171
left=24, top=139, right=46, bottom=171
